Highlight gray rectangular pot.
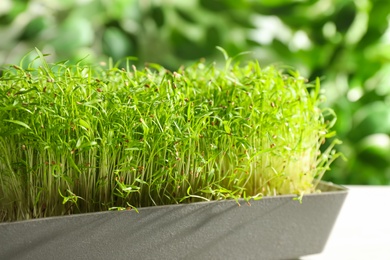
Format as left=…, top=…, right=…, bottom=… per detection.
left=0, top=181, right=347, bottom=260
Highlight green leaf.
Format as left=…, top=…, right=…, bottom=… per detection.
left=79, top=119, right=91, bottom=130
left=15, top=87, right=38, bottom=95
left=216, top=46, right=229, bottom=61
left=223, top=120, right=231, bottom=134
left=3, top=120, right=31, bottom=130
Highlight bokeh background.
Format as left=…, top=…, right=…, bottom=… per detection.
left=1, top=0, right=390, bottom=185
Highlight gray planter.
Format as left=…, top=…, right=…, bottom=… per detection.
left=0, top=181, right=347, bottom=260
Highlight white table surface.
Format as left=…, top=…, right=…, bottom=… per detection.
left=302, top=185, right=390, bottom=260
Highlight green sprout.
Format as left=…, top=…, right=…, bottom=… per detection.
left=0, top=49, right=340, bottom=222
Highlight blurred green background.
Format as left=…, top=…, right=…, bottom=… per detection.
left=1, top=0, right=390, bottom=185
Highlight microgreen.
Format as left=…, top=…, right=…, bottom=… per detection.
left=0, top=50, right=340, bottom=222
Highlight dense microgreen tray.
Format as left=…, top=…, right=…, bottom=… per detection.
left=0, top=50, right=340, bottom=222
